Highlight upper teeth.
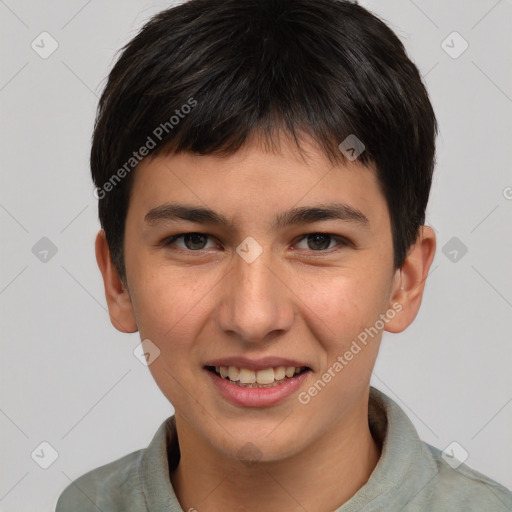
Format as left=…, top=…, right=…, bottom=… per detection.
left=216, top=366, right=303, bottom=384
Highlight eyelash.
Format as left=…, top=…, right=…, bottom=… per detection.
left=161, top=232, right=351, bottom=254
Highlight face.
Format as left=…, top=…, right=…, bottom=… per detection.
left=110, top=134, right=410, bottom=462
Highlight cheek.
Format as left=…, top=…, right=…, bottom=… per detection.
left=128, top=267, right=215, bottom=405
left=292, top=267, right=389, bottom=349
left=128, top=260, right=223, bottom=351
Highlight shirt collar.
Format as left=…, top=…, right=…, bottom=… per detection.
left=337, top=387, right=438, bottom=511
left=139, top=387, right=439, bottom=511
left=139, top=413, right=182, bottom=511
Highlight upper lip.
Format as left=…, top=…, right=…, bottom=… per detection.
left=204, top=356, right=311, bottom=371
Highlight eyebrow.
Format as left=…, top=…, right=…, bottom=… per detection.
left=144, top=202, right=369, bottom=230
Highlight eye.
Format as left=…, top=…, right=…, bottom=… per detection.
left=295, top=233, right=349, bottom=252
left=161, top=232, right=350, bottom=254
left=163, top=232, right=218, bottom=251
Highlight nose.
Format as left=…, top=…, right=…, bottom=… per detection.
left=215, top=247, right=294, bottom=344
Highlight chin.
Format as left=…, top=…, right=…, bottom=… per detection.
left=210, top=428, right=306, bottom=464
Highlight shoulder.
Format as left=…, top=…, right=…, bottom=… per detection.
left=55, top=449, right=146, bottom=512
left=366, top=388, right=512, bottom=511
left=55, top=415, right=179, bottom=512
left=420, top=442, right=512, bottom=511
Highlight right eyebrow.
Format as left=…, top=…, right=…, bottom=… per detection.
left=144, top=203, right=237, bottom=228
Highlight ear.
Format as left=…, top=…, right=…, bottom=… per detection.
left=95, top=230, right=138, bottom=333
left=385, top=226, right=436, bottom=333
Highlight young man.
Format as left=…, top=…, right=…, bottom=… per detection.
left=56, top=0, right=512, bottom=510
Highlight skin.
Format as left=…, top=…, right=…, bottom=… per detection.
left=96, top=132, right=436, bottom=512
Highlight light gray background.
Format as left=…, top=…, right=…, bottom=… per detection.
left=1, top=1, right=511, bottom=510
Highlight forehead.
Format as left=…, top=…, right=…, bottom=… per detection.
left=128, top=134, right=388, bottom=231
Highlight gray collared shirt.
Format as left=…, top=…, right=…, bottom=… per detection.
left=56, top=387, right=512, bottom=511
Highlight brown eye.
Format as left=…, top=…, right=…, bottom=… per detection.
left=163, top=233, right=215, bottom=251
left=295, top=233, right=349, bottom=252
left=306, top=234, right=332, bottom=250
left=182, top=233, right=208, bottom=250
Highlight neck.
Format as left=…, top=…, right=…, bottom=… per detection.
left=170, top=394, right=380, bottom=512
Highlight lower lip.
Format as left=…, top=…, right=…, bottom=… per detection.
left=205, top=368, right=310, bottom=407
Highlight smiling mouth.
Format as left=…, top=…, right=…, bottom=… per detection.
left=205, top=365, right=311, bottom=388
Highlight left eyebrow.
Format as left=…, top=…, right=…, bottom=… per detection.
left=274, top=203, right=369, bottom=229
left=144, top=202, right=369, bottom=230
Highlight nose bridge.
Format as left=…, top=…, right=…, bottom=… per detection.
left=216, top=242, right=293, bottom=343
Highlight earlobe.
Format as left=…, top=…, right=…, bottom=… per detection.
left=385, top=226, right=436, bottom=333
left=95, top=230, right=138, bottom=333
